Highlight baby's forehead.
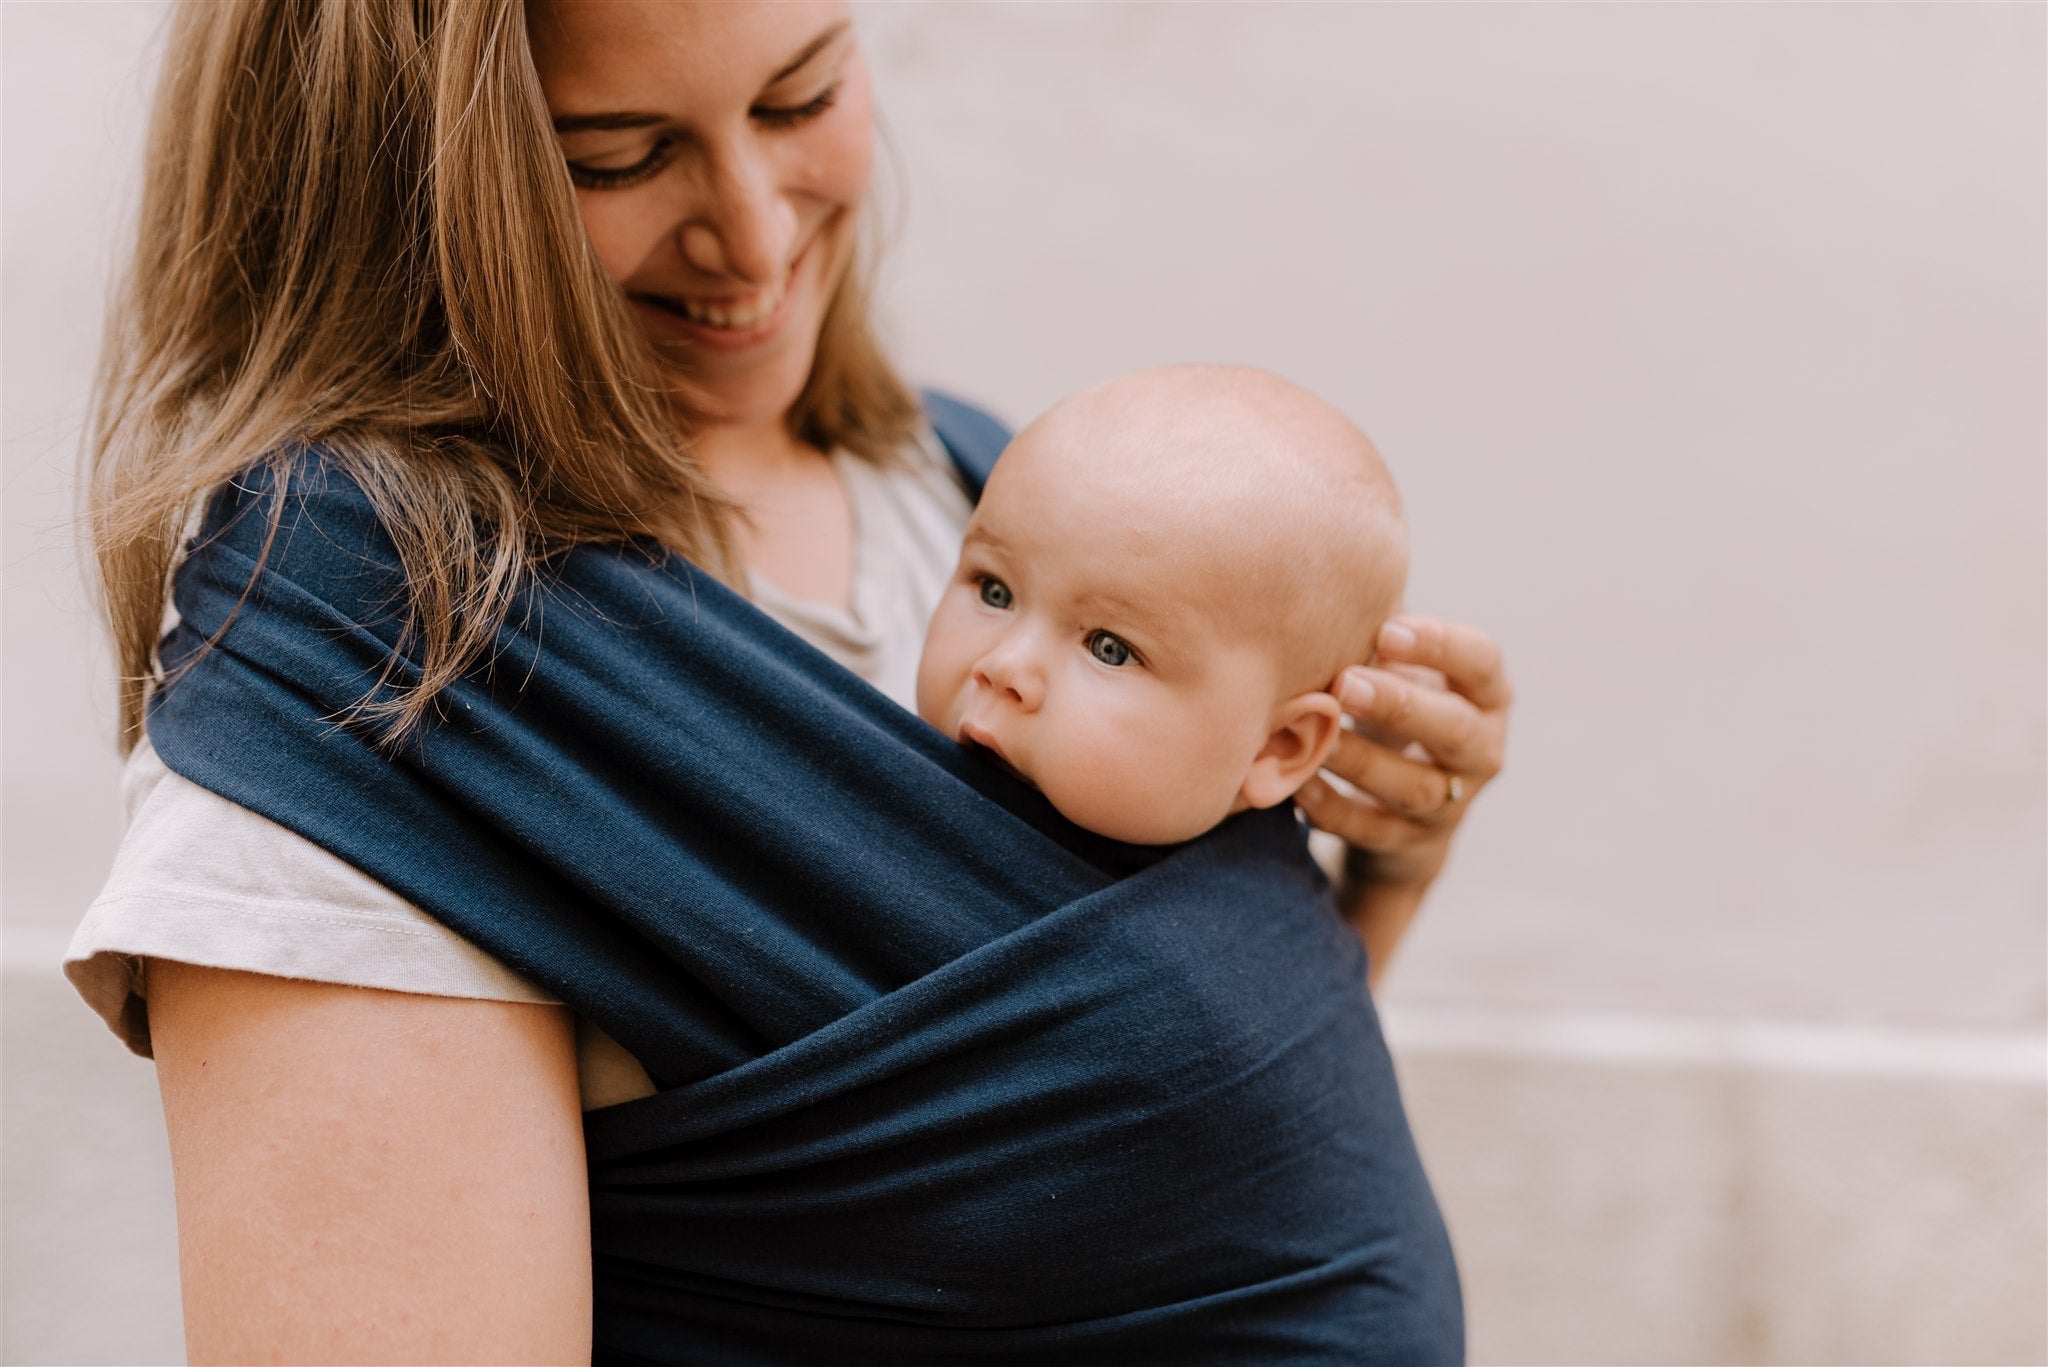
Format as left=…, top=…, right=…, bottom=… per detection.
left=1033, top=381, right=1307, bottom=471
left=994, top=365, right=1406, bottom=658
left=1010, top=411, right=1359, bottom=560
left=1035, top=381, right=1384, bottom=522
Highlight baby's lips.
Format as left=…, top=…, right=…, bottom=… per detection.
left=956, top=718, right=1002, bottom=759
left=957, top=721, right=1034, bottom=787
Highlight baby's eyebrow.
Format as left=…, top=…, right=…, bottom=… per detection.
left=1076, top=586, right=1157, bottom=622
left=960, top=523, right=1009, bottom=557
left=1077, top=588, right=1191, bottom=654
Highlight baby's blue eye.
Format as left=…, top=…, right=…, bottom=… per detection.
left=977, top=576, right=1013, bottom=610
left=1088, top=631, right=1133, bottom=667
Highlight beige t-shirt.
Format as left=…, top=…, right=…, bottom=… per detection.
left=65, top=430, right=976, bottom=1111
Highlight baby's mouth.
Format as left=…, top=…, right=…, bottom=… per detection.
left=958, top=725, right=1034, bottom=789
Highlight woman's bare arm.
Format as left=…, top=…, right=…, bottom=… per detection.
left=147, top=961, right=592, bottom=1366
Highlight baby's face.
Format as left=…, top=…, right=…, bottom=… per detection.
left=916, top=433, right=1287, bottom=846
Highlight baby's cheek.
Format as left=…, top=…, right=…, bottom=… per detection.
left=911, top=651, right=941, bottom=729
left=913, top=611, right=965, bottom=731
left=1141, top=707, right=1263, bottom=837
left=1044, top=699, right=1228, bottom=846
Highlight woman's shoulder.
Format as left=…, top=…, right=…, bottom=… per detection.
left=182, top=445, right=410, bottom=618
left=65, top=733, right=561, bottom=1059
left=917, top=387, right=1013, bottom=497
left=65, top=735, right=657, bottom=1107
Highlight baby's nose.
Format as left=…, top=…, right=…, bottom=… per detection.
left=972, top=640, right=1045, bottom=711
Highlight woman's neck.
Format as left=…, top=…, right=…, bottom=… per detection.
left=692, top=417, right=856, bottom=613
left=689, top=416, right=815, bottom=502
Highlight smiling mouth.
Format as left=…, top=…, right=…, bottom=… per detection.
left=643, top=274, right=788, bottom=330
left=633, top=241, right=806, bottom=333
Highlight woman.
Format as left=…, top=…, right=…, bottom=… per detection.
left=68, top=0, right=1511, bottom=1360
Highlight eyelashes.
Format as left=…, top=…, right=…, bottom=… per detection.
left=568, top=139, right=676, bottom=191
left=569, top=139, right=671, bottom=192
left=755, top=82, right=841, bottom=131
left=564, top=82, right=843, bottom=191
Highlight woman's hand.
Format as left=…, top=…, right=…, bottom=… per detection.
left=1294, top=613, right=1512, bottom=978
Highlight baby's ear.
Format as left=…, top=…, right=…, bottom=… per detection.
left=1239, top=690, right=1345, bottom=811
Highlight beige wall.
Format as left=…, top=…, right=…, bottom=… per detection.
left=5, top=3, right=2042, bottom=1363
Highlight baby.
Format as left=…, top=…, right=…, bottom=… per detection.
left=917, top=364, right=1407, bottom=846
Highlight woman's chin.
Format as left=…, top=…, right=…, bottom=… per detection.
left=651, top=356, right=817, bottom=436
left=630, top=314, right=793, bottom=407
left=634, top=317, right=828, bottom=436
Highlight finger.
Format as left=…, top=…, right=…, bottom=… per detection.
left=1336, top=665, right=1442, bottom=751
left=1336, top=666, right=1504, bottom=778
left=1375, top=615, right=1513, bottom=711
left=1382, top=661, right=1448, bottom=692
left=1323, top=729, right=1461, bottom=823
left=1295, top=777, right=1430, bottom=853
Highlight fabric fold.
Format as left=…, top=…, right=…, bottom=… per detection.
left=145, top=442, right=1462, bottom=1363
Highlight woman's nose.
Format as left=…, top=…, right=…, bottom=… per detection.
left=972, top=637, right=1045, bottom=713
left=679, top=139, right=798, bottom=284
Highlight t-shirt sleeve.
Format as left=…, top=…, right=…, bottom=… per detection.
left=64, top=736, right=560, bottom=1059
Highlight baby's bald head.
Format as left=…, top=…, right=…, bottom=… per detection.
left=998, top=364, right=1407, bottom=697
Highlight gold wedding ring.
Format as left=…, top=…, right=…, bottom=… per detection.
left=1421, top=773, right=1464, bottom=821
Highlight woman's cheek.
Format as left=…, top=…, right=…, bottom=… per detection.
left=573, top=191, right=656, bottom=290
left=807, top=58, right=875, bottom=203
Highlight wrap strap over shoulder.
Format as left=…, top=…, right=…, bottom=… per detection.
left=146, top=399, right=1462, bottom=1364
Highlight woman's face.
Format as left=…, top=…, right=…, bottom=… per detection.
left=528, top=0, right=873, bottom=431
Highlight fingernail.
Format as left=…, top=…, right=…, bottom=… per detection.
left=1379, top=621, right=1416, bottom=654
left=1343, top=674, right=1375, bottom=709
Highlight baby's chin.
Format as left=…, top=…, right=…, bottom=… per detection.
left=1041, top=778, right=1242, bottom=848
left=933, top=709, right=1230, bottom=845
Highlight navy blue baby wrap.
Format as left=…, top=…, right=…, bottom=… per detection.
left=145, top=397, right=1463, bottom=1365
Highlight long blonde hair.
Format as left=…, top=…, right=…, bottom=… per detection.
left=89, top=0, right=920, bottom=750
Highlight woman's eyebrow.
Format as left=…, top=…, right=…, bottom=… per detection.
left=550, top=23, right=852, bottom=136
left=769, top=20, right=852, bottom=85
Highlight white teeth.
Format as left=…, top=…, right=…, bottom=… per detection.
left=675, top=275, right=787, bottom=330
